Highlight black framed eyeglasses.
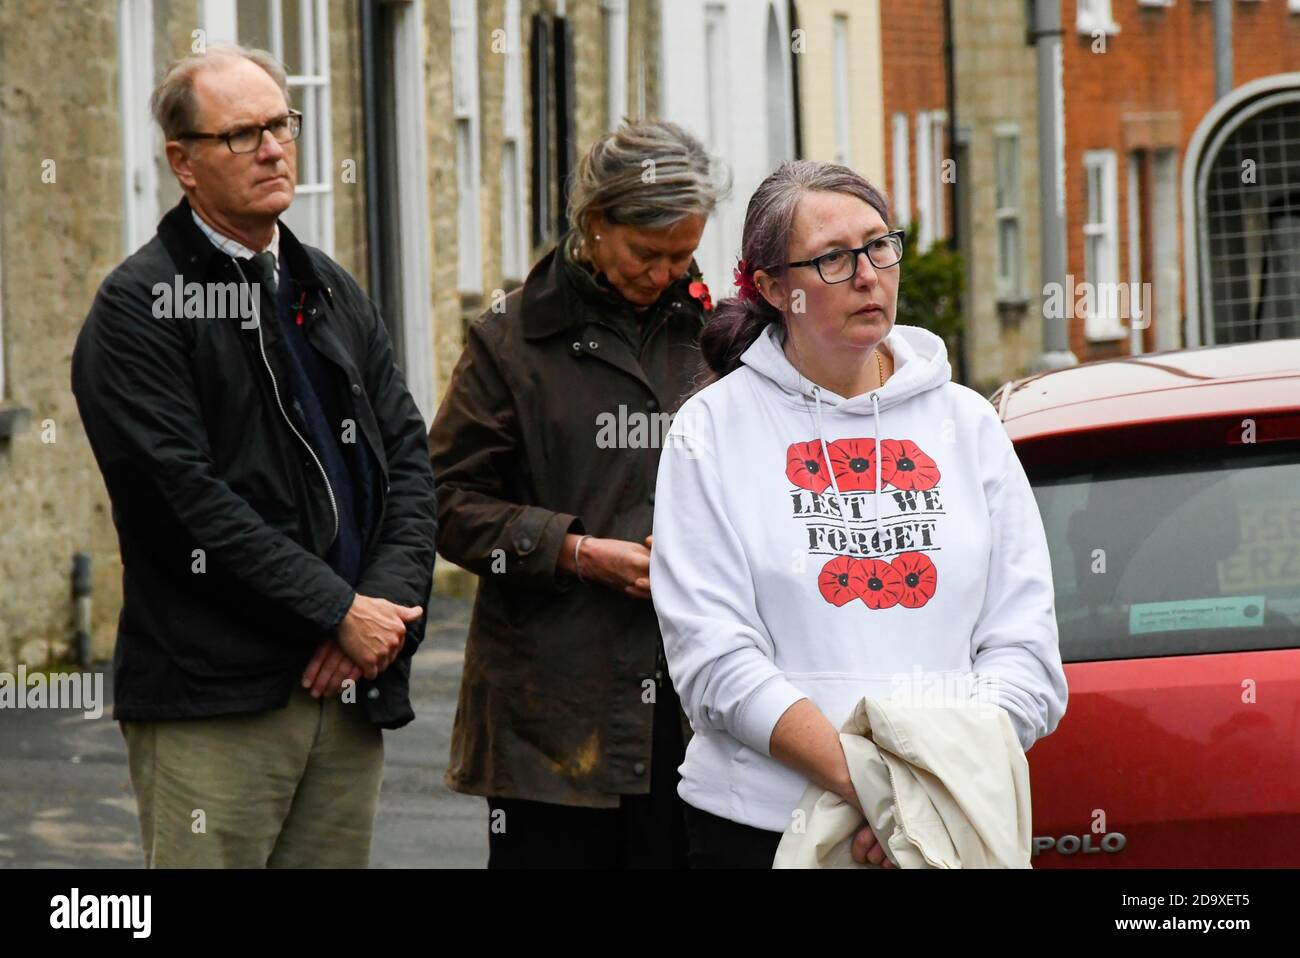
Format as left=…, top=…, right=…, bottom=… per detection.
left=776, top=229, right=906, bottom=284
left=178, top=109, right=303, bottom=154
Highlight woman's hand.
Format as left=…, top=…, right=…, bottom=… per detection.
left=561, top=534, right=653, bottom=599
left=770, top=699, right=899, bottom=868
left=851, top=822, right=897, bottom=868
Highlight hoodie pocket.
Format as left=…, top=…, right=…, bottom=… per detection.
left=784, top=669, right=979, bottom=731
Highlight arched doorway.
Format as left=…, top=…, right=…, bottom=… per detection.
left=1185, top=75, right=1300, bottom=345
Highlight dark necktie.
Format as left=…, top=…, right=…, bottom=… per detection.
left=246, top=250, right=278, bottom=298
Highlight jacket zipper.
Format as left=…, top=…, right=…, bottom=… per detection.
left=235, top=258, right=340, bottom=545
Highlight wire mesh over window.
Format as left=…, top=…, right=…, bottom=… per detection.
left=1204, top=100, right=1300, bottom=343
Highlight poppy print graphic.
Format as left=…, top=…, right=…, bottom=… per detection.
left=858, top=558, right=903, bottom=610
left=818, top=556, right=867, bottom=607
left=891, top=552, right=937, bottom=609
left=828, top=438, right=878, bottom=492
left=790, top=434, right=943, bottom=610
left=786, top=440, right=832, bottom=494
left=879, top=439, right=941, bottom=491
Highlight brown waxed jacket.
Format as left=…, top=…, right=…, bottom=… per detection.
left=429, top=234, right=708, bottom=807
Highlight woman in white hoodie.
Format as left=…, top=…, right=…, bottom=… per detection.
left=649, top=161, right=1068, bottom=868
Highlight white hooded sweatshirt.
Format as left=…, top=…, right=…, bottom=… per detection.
left=650, top=322, right=1068, bottom=833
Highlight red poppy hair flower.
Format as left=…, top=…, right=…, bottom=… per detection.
left=828, top=438, right=878, bottom=492
left=819, top=556, right=867, bottom=607
left=688, top=279, right=713, bottom=312
left=786, top=440, right=831, bottom=493
left=879, top=439, right=941, bottom=491
left=858, top=558, right=904, bottom=610
left=890, top=552, right=937, bottom=609
left=733, top=259, right=761, bottom=304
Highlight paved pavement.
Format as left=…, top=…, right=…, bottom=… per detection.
left=0, top=595, right=488, bottom=869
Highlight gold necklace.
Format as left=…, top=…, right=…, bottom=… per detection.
left=876, top=345, right=887, bottom=388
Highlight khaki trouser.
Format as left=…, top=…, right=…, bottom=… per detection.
left=121, top=685, right=384, bottom=868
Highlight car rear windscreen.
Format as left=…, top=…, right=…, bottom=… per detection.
left=1029, top=444, right=1300, bottom=662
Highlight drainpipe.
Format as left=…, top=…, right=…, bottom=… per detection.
left=359, top=0, right=383, bottom=313
left=789, top=0, right=803, bottom=160
left=1029, top=0, right=1078, bottom=372
left=942, top=0, right=967, bottom=384
left=72, top=552, right=92, bottom=668
left=1213, top=0, right=1232, bottom=101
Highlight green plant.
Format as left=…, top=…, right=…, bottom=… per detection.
left=896, top=222, right=964, bottom=346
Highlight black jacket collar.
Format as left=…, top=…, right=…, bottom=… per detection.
left=157, top=195, right=328, bottom=293
left=521, top=232, right=702, bottom=340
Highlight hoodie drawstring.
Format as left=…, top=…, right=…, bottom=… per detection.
left=871, top=392, right=884, bottom=548
left=812, top=387, right=885, bottom=558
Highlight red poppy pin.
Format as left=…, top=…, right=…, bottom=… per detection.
left=688, top=279, right=713, bottom=312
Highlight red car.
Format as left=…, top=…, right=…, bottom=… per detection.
left=989, top=339, right=1300, bottom=867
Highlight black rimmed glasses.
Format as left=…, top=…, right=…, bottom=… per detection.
left=776, top=229, right=906, bottom=284
left=178, top=109, right=303, bottom=154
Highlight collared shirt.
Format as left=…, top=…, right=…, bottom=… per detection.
left=191, top=209, right=281, bottom=288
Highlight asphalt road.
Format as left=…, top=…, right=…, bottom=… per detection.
left=0, top=596, right=488, bottom=869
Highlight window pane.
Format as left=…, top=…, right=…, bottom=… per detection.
left=1030, top=448, right=1300, bottom=662
left=293, top=84, right=317, bottom=184
left=283, top=0, right=307, bottom=75
left=237, top=0, right=271, bottom=53
left=1008, top=218, right=1021, bottom=293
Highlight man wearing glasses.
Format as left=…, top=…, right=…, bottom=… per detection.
left=71, top=45, right=437, bottom=867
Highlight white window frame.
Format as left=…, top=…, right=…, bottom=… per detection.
left=602, top=0, right=628, bottom=131
left=1077, top=0, right=1121, bottom=34
left=119, top=0, right=160, bottom=255
left=1127, top=151, right=1144, bottom=354
left=764, top=4, right=793, bottom=169
left=222, top=0, right=334, bottom=254
left=1083, top=149, right=1124, bottom=339
left=994, top=125, right=1023, bottom=300
left=452, top=0, right=482, bottom=293
left=501, top=0, right=528, bottom=282
left=891, top=113, right=910, bottom=230
left=702, top=3, right=731, bottom=285
left=916, top=112, right=933, bottom=250
left=389, top=0, right=436, bottom=423
left=831, top=15, right=851, bottom=167
left=1138, top=0, right=1173, bottom=8
left=929, top=109, right=947, bottom=244
left=0, top=251, right=6, bottom=400
left=915, top=110, right=946, bottom=250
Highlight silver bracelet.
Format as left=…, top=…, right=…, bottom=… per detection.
left=573, top=534, right=593, bottom=582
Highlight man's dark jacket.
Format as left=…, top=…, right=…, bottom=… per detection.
left=430, top=234, right=707, bottom=807
left=72, top=197, right=437, bottom=728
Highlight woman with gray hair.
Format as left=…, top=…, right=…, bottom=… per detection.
left=429, top=119, right=730, bottom=868
left=651, top=160, right=1066, bottom=867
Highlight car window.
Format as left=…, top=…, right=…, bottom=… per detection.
left=1029, top=445, right=1300, bottom=662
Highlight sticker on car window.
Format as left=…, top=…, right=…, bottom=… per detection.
left=1129, top=596, right=1266, bottom=635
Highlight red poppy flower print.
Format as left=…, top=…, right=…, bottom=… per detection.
left=828, top=438, right=877, bottom=492
left=858, top=559, right=904, bottom=610
left=819, top=556, right=867, bottom=607
left=879, top=439, right=941, bottom=491
left=891, top=552, right=937, bottom=609
left=786, top=440, right=831, bottom=493
left=688, top=280, right=713, bottom=312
